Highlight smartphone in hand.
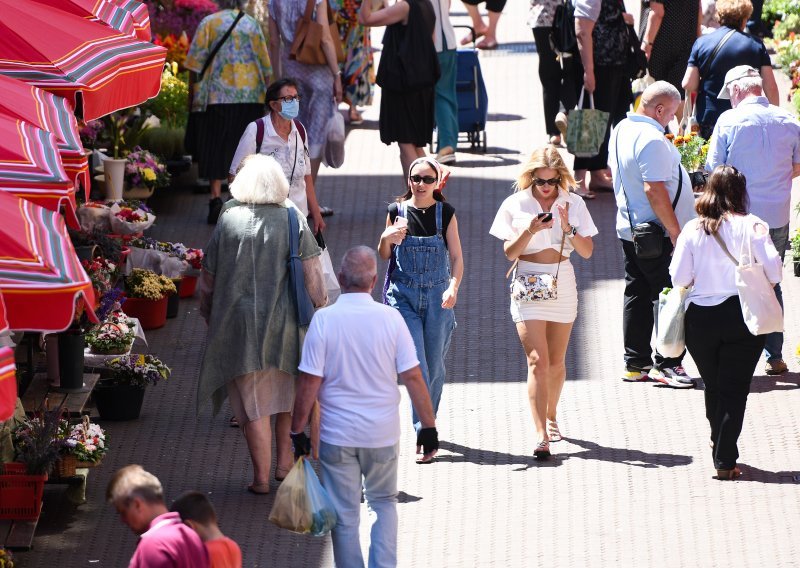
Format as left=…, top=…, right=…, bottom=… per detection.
left=394, top=216, right=408, bottom=228
left=537, top=212, right=553, bottom=222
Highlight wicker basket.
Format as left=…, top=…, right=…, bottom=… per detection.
left=76, top=457, right=103, bottom=469
left=53, top=454, right=78, bottom=478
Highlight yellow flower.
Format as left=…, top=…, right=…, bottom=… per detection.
left=137, top=354, right=146, bottom=366
left=171, top=61, right=178, bottom=76
left=143, top=168, right=156, bottom=182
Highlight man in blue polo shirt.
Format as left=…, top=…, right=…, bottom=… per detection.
left=707, top=65, right=800, bottom=375
left=609, top=81, right=697, bottom=388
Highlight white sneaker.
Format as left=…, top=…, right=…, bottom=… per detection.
left=649, top=366, right=695, bottom=388
left=555, top=112, right=568, bottom=137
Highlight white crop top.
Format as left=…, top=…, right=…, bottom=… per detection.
left=489, top=189, right=599, bottom=256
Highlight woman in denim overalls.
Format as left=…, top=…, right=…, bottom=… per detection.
left=378, top=158, right=464, bottom=459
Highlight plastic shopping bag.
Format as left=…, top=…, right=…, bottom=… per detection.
left=319, top=248, right=341, bottom=301
left=322, top=111, right=345, bottom=168
left=656, top=286, right=688, bottom=358
left=268, top=457, right=337, bottom=536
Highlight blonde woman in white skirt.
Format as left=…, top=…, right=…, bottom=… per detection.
left=490, top=146, right=598, bottom=458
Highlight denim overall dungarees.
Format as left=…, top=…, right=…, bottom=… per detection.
left=385, top=202, right=456, bottom=430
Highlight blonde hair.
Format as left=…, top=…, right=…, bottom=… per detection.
left=106, top=465, right=164, bottom=506
left=514, top=146, right=575, bottom=194
left=230, top=154, right=290, bottom=205
left=715, top=0, right=752, bottom=28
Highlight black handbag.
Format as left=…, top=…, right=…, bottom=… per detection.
left=550, top=0, right=577, bottom=55
left=615, top=124, right=683, bottom=260
left=624, top=23, right=647, bottom=81
left=184, top=10, right=245, bottom=158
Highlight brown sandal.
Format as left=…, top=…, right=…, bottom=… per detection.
left=247, top=483, right=270, bottom=494
left=715, top=466, right=742, bottom=480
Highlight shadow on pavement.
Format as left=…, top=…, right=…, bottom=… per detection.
left=749, top=373, right=800, bottom=393
left=435, top=440, right=535, bottom=467
left=560, top=438, right=693, bottom=469
left=735, top=463, right=800, bottom=484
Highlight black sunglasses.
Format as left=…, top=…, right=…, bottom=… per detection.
left=409, top=174, right=437, bottom=185
left=533, top=177, right=561, bottom=187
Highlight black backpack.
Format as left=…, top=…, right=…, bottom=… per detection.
left=551, top=0, right=577, bottom=54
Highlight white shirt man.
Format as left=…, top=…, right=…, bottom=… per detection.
left=290, top=246, right=438, bottom=568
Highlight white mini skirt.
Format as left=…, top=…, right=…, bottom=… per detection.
left=510, top=260, right=578, bottom=324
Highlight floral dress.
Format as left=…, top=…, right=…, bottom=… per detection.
left=331, top=0, right=375, bottom=107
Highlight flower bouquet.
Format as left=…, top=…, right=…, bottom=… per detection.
left=77, top=201, right=112, bottom=233
left=667, top=132, right=709, bottom=191
left=11, top=410, right=67, bottom=476
left=105, top=354, right=171, bottom=388
left=85, top=311, right=136, bottom=355
left=109, top=202, right=156, bottom=235
left=64, top=417, right=107, bottom=467
left=125, top=147, right=170, bottom=190
left=82, top=257, right=119, bottom=298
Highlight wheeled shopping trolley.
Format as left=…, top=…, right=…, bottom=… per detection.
left=455, top=26, right=488, bottom=151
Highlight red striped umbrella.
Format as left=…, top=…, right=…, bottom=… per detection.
left=0, top=0, right=166, bottom=121
left=110, top=0, right=152, bottom=42
left=0, top=298, right=15, bottom=421
left=0, top=114, right=78, bottom=228
left=30, top=0, right=139, bottom=39
left=0, top=191, right=97, bottom=333
left=0, top=75, right=89, bottom=201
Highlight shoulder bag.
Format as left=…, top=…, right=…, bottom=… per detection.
left=506, top=204, right=569, bottom=303
left=550, top=0, right=577, bottom=56
left=711, top=230, right=783, bottom=336
left=287, top=208, right=316, bottom=327
left=290, top=0, right=345, bottom=65
left=615, top=125, right=682, bottom=260
left=184, top=10, right=246, bottom=157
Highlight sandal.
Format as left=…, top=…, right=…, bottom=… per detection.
left=573, top=186, right=596, bottom=200
left=534, top=440, right=551, bottom=459
left=476, top=39, right=498, bottom=50
left=460, top=29, right=486, bottom=46
left=229, top=416, right=239, bottom=428
left=349, top=108, right=363, bottom=125
left=247, top=483, right=270, bottom=494
left=275, top=466, right=292, bottom=482
left=547, top=420, right=563, bottom=442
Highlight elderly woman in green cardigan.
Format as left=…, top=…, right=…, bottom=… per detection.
left=199, top=154, right=327, bottom=494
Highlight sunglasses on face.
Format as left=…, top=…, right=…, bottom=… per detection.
left=409, top=175, right=437, bottom=185
left=274, top=95, right=301, bottom=103
left=533, top=177, right=561, bottom=187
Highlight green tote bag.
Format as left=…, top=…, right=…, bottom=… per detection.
left=566, top=89, right=610, bottom=158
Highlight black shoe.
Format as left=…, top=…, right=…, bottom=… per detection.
left=207, top=197, right=223, bottom=224
left=320, top=205, right=334, bottom=217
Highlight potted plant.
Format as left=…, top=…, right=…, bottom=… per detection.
left=181, top=248, right=204, bottom=297
left=123, top=147, right=171, bottom=200
left=791, top=228, right=800, bottom=277
left=64, top=416, right=107, bottom=468
left=99, top=111, right=151, bottom=200
left=122, top=269, right=177, bottom=329
left=85, top=311, right=136, bottom=355
left=94, top=354, right=171, bottom=420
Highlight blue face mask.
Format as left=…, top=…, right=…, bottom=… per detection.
left=278, top=99, right=300, bottom=120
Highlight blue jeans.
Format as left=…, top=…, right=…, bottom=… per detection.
left=319, top=442, right=399, bottom=568
left=435, top=49, right=458, bottom=151
left=765, top=223, right=789, bottom=362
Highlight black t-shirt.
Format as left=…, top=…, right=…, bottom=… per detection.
left=387, top=201, right=455, bottom=247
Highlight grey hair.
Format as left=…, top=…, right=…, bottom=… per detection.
left=230, top=154, right=290, bottom=205
left=106, top=465, right=164, bottom=507
left=339, top=246, right=377, bottom=291
left=732, top=75, right=763, bottom=95
left=641, top=80, right=682, bottom=107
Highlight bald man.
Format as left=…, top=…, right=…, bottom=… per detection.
left=609, top=81, right=697, bottom=389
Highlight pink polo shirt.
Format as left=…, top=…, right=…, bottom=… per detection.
left=129, top=512, right=209, bottom=568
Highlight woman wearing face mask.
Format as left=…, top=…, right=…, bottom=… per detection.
left=378, top=158, right=463, bottom=459
left=230, top=78, right=325, bottom=233
left=490, top=146, right=597, bottom=459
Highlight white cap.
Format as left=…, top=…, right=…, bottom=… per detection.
left=717, top=65, right=761, bottom=99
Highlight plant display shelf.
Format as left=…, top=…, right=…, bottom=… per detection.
left=0, top=517, right=38, bottom=551
left=21, top=373, right=100, bottom=416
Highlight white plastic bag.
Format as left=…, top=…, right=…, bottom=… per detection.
left=322, top=111, right=345, bottom=169
left=656, top=286, right=688, bottom=358
left=319, top=248, right=340, bottom=299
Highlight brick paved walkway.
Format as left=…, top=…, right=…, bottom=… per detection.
left=19, top=2, right=800, bottom=567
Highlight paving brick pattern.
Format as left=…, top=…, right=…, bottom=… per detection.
left=18, top=2, right=800, bottom=566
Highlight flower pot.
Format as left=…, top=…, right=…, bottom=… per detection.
left=166, top=279, right=182, bottom=319
left=794, top=259, right=800, bottom=277
left=103, top=157, right=127, bottom=201
left=123, top=184, right=155, bottom=200
left=93, top=382, right=146, bottom=420
left=122, top=296, right=168, bottom=330
left=180, top=274, right=198, bottom=298
left=0, top=463, right=47, bottom=520
left=74, top=244, right=99, bottom=262
left=57, top=332, right=85, bottom=391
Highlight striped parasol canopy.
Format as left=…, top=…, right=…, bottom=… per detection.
left=30, top=0, right=139, bottom=39
left=0, top=190, right=97, bottom=334
left=110, top=0, right=152, bottom=42
left=0, top=114, right=78, bottom=229
left=0, top=75, right=89, bottom=201
left=0, top=0, right=166, bottom=121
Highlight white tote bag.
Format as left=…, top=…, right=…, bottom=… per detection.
left=656, top=286, right=689, bottom=357
left=713, top=233, right=783, bottom=336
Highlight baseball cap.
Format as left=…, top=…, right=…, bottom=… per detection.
left=717, top=65, right=761, bottom=99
